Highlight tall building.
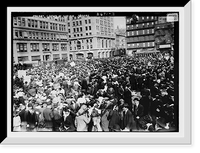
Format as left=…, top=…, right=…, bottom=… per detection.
left=13, top=15, right=69, bottom=64
left=66, top=15, right=115, bottom=60
left=115, top=27, right=126, bottom=49
left=154, top=17, right=174, bottom=53
left=126, top=16, right=158, bottom=56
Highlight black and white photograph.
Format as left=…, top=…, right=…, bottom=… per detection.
left=10, top=10, right=179, bottom=133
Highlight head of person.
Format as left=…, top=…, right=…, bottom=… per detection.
left=63, top=107, right=70, bottom=116
left=122, top=103, right=129, bottom=111
left=134, top=98, right=140, bottom=107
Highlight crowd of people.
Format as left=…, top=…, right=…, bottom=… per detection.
left=12, top=52, right=177, bottom=132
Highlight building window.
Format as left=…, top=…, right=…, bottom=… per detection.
left=31, top=56, right=41, bottom=61
left=89, top=26, right=91, bottom=30
left=62, top=54, right=68, bottom=59
left=77, top=34, right=79, bottom=37
left=152, top=29, right=154, bottom=33
left=73, top=28, right=76, bottom=33
left=15, top=30, right=18, bottom=38
left=53, top=54, right=60, bottom=60
left=18, top=31, right=23, bottom=38
left=18, top=17, right=21, bottom=26
left=127, top=32, right=130, bottom=36
left=52, top=43, right=59, bottom=51
left=74, top=34, right=76, bottom=37
left=136, top=31, right=139, bottom=35
left=80, top=20, right=82, bottom=25
left=89, top=19, right=91, bottom=24
left=13, top=17, right=17, bottom=25
left=77, top=28, right=79, bottom=32
left=73, top=22, right=75, bottom=26
left=86, top=26, right=88, bottom=31
left=86, top=33, right=88, bottom=36
left=39, top=21, right=42, bottom=28
left=61, top=44, right=67, bottom=51
left=32, top=32, right=35, bottom=39
left=147, top=16, right=149, bottom=19
left=85, top=20, right=87, bottom=24
left=89, top=32, right=92, bottom=35
left=76, top=21, right=79, bottom=26
left=147, top=29, right=149, bottom=34
left=18, top=56, right=29, bottom=62
left=21, top=18, right=25, bottom=26
left=42, top=43, right=50, bottom=51
left=148, top=42, right=150, bottom=47
left=68, top=22, right=70, bottom=27
left=28, top=19, right=31, bottom=27
left=16, top=43, right=27, bottom=52
left=80, top=27, right=82, bottom=32
left=68, top=29, right=71, bottom=33
left=31, top=20, right=34, bottom=27
left=151, top=16, right=154, bottom=19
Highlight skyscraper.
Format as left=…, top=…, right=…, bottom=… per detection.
left=66, top=15, right=115, bottom=60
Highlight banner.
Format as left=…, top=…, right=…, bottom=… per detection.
left=17, top=70, right=26, bottom=78
left=70, top=61, right=76, bottom=67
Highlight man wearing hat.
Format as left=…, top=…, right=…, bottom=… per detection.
left=133, top=98, right=144, bottom=130
left=26, top=103, right=38, bottom=132
left=122, top=103, right=136, bottom=131
left=42, top=100, right=54, bottom=131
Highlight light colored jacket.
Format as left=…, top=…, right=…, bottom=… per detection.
left=75, top=114, right=91, bottom=131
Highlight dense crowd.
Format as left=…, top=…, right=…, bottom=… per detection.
left=12, top=53, right=177, bottom=132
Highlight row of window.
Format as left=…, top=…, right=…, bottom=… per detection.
left=69, top=32, right=93, bottom=38
left=127, top=29, right=155, bottom=36
left=69, top=39, right=92, bottom=45
left=17, top=53, right=67, bottom=62
left=127, top=42, right=155, bottom=48
left=126, top=35, right=155, bottom=43
left=127, top=22, right=155, bottom=30
left=69, top=44, right=93, bottom=50
left=16, top=43, right=67, bottom=52
left=13, top=17, right=66, bottom=31
left=97, top=38, right=112, bottom=48
left=71, top=19, right=91, bottom=27
left=14, top=30, right=68, bottom=40
left=126, top=16, right=157, bottom=24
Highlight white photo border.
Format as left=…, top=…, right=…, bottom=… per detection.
left=4, top=4, right=191, bottom=145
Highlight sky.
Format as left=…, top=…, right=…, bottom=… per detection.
left=113, top=17, right=126, bottom=29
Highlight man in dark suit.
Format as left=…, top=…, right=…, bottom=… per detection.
left=122, top=103, right=136, bottom=131
left=133, top=98, right=144, bottom=130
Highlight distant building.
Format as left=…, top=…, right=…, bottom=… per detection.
left=154, top=17, right=174, bottom=53
left=13, top=15, right=116, bottom=64
left=13, top=16, right=68, bottom=64
left=126, top=16, right=158, bottom=56
left=66, top=16, right=115, bottom=60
